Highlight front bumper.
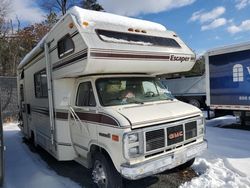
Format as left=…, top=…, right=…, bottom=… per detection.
left=120, top=140, right=207, bottom=180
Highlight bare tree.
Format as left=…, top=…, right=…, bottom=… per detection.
left=0, top=0, right=11, bottom=37
left=0, top=0, right=10, bottom=17
left=82, top=0, right=104, bottom=11
left=40, top=0, right=81, bottom=15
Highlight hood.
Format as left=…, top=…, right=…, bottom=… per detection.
left=115, top=100, right=202, bottom=129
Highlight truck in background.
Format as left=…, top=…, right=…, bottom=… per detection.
left=17, top=6, right=207, bottom=188
left=161, top=74, right=206, bottom=109
left=161, top=57, right=207, bottom=109
left=205, top=42, right=250, bottom=125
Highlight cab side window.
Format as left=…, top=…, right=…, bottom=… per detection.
left=76, top=82, right=96, bottom=107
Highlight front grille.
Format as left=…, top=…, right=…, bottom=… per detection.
left=145, top=129, right=165, bottom=152
left=145, top=120, right=198, bottom=153
left=185, top=121, right=197, bottom=140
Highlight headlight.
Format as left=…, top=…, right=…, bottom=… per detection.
left=197, top=117, right=205, bottom=135
left=197, top=117, right=204, bottom=126
left=198, top=127, right=204, bottom=135
left=129, top=146, right=140, bottom=157
left=123, top=132, right=143, bottom=159
left=128, top=133, right=138, bottom=143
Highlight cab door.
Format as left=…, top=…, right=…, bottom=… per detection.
left=70, top=81, right=97, bottom=157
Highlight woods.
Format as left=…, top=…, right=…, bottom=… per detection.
left=0, top=0, right=103, bottom=76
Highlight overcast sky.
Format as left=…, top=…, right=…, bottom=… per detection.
left=7, top=0, right=250, bottom=55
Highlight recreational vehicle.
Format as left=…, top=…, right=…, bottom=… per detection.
left=17, top=6, right=207, bottom=187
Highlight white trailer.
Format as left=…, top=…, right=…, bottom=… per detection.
left=161, top=75, right=206, bottom=108
left=17, top=6, right=207, bottom=188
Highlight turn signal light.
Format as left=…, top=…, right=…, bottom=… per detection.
left=112, top=134, right=119, bottom=142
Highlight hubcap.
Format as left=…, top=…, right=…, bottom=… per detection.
left=92, top=160, right=108, bottom=187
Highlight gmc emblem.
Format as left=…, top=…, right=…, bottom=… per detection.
left=168, top=131, right=183, bottom=140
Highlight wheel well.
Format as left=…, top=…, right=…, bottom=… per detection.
left=88, top=145, right=113, bottom=168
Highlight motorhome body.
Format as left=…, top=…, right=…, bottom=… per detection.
left=17, top=6, right=207, bottom=187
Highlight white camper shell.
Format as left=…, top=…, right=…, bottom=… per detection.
left=17, top=7, right=207, bottom=187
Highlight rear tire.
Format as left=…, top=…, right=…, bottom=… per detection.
left=92, top=152, right=123, bottom=188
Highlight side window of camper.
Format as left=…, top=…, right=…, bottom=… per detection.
left=34, top=70, right=48, bottom=98
left=57, top=34, right=74, bottom=58
left=76, top=82, right=96, bottom=107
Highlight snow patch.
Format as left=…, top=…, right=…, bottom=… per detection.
left=181, top=157, right=250, bottom=188
left=206, top=115, right=237, bottom=127
left=3, top=123, right=80, bottom=188
left=181, top=116, right=250, bottom=188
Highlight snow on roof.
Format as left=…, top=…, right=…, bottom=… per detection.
left=18, top=6, right=167, bottom=70
left=68, top=6, right=166, bottom=32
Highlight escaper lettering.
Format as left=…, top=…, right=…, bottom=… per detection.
left=168, top=131, right=183, bottom=140
left=170, top=55, right=190, bottom=62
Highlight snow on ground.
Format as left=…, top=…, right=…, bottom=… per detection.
left=181, top=116, right=250, bottom=188
left=3, top=123, right=80, bottom=188
left=2, top=116, right=250, bottom=188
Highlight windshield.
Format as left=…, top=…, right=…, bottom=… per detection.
left=96, top=77, right=174, bottom=106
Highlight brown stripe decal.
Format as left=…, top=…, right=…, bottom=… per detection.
left=53, top=52, right=87, bottom=71
left=74, top=112, right=119, bottom=126
left=57, top=111, right=119, bottom=126
left=90, top=52, right=170, bottom=60
left=32, top=107, right=119, bottom=126
left=56, top=112, right=68, bottom=119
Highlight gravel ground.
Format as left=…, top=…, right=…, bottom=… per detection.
left=25, top=140, right=197, bottom=188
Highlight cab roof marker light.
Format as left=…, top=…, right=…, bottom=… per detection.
left=69, top=22, right=74, bottom=29
left=83, top=21, right=89, bottom=27
left=128, top=28, right=134, bottom=32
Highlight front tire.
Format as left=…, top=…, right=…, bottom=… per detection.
left=178, top=158, right=195, bottom=170
left=92, top=152, right=122, bottom=188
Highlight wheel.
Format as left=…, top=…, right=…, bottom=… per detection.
left=178, top=158, right=195, bottom=170
left=92, top=152, right=123, bottom=188
left=188, top=99, right=201, bottom=108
